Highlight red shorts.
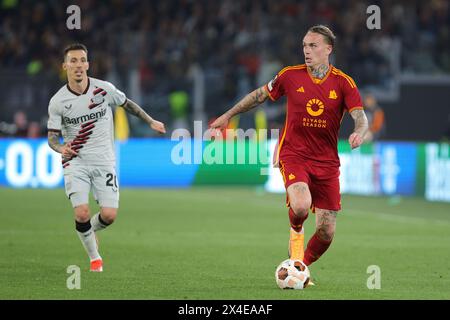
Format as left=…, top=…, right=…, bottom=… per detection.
left=279, top=157, right=341, bottom=212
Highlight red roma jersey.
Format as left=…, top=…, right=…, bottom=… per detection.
left=265, top=64, right=363, bottom=167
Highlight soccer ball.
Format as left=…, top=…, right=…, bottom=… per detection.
left=275, top=259, right=310, bottom=289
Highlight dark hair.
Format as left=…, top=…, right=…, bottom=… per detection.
left=307, top=25, right=336, bottom=47
left=63, top=43, right=88, bottom=60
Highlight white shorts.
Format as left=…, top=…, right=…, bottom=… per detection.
left=63, top=163, right=119, bottom=208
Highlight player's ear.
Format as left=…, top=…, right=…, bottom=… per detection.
left=86, top=61, right=89, bottom=71
left=62, top=61, right=67, bottom=71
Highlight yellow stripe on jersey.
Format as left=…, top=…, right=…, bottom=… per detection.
left=276, top=106, right=289, bottom=165
left=279, top=160, right=287, bottom=185
left=333, top=69, right=356, bottom=88
left=278, top=64, right=307, bottom=77
left=343, top=73, right=357, bottom=88
left=332, top=67, right=357, bottom=88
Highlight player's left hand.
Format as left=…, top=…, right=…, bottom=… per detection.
left=150, top=120, right=166, bottom=134
left=348, top=132, right=364, bottom=149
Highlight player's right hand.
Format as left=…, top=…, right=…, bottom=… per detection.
left=348, top=132, right=364, bottom=149
left=150, top=120, right=166, bottom=134
left=209, top=115, right=229, bottom=136
left=61, top=142, right=78, bottom=158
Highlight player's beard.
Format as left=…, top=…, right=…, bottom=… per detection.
left=73, top=70, right=84, bottom=83
left=74, top=74, right=83, bottom=83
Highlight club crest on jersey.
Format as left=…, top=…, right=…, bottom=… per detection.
left=89, top=87, right=107, bottom=109
left=92, top=93, right=105, bottom=105
left=329, top=90, right=338, bottom=99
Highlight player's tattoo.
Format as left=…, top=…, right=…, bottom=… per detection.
left=309, top=64, right=329, bottom=79
left=350, top=109, right=369, bottom=137
left=252, top=87, right=269, bottom=104
left=224, top=86, right=268, bottom=118
left=121, top=99, right=154, bottom=126
left=293, top=183, right=308, bottom=193
left=316, top=209, right=337, bottom=241
left=48, top=131, right=63, bottom=153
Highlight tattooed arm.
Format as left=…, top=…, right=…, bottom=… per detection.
left=48, top=130, right=78, bottom=158
left=210, top=86, right=269, bottom=130
left=348, top=109, right=369, bottom=149
left=223, top=86, right=269, bottom=118
left=120, top=99, right=166, bottom=134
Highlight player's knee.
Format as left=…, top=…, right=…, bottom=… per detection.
left=316, top=225, right=335, bottom=242
left=290, top=200, right=310, bottom=219
left=74, top=205, right=90, bottom=222
left=100, top=208, right=117, bottom=224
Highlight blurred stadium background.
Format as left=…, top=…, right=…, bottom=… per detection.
left=0, top=0, right=449, bottom=299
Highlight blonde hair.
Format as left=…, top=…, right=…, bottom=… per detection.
left=307, top=25, right=336, bottom=47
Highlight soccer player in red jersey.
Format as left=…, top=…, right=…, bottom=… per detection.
left=211, top=25, right=368, bottom=278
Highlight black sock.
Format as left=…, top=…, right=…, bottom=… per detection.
left=98, top=213, right=110, bottom=226
left=75, top=220, right=92, bottom=233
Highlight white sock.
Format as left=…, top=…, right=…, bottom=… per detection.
left=76, top=222, right=101, bottom=261
left=90, top=212, right=109, bottom=232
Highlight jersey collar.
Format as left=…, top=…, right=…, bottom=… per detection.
left=307, top=64, right=332, bottom=85
left=67, top=78, right=90, bottom=96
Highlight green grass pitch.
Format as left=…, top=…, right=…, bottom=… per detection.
left=1, top=187, right=449, bottom=299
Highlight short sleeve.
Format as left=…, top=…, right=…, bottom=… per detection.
left=341, top=75, right=363, bottom=113
left=103, top=81, right=127, bottom=107
left=264, top=71, right=286, bottom=101
left=47, top=98, right=62, bottom=131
